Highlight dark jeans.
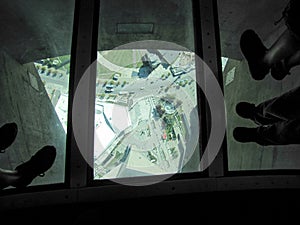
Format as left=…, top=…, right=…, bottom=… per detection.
left=253, top=86, right=300, bottom=145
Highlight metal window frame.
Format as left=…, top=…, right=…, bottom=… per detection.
left=199, top=0, right=226, bottom=177
left=67, top=0, right=98, bottom=188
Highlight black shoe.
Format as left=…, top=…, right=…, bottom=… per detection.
left=233, top=127, right=266, bottom=145
left=271, top=59, right=291, bottom=80
left=240, top=29, right=269, bottom=80
left=0, top=122, right=18, bottom=153
left=236, top=102, right=256, bottom=120
left=13, top=146, right=56, bottom=188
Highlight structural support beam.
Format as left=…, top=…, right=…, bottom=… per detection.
left=199, top=0, right=226, bottom=177
left=67, top=0, right=98, bottom=188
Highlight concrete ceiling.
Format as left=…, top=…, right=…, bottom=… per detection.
left=0, top=0, right=291, bottom=63
left=218, top=0, right=290, bottom=59
left=0, top=0, right=75, bottom=64
left=97, top=0, right=195, bottom=52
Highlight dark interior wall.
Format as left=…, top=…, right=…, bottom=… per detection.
left=1, top=189, right=299, bottom=225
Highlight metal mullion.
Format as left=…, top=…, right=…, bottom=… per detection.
left=67, top=0, right=97, bottom=188
left=199, top=0, right=226, bottom=177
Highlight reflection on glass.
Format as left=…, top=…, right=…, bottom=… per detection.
left=0, top=54, right=70, bottom=188
left=0, top=0, right=74, bottom=189
left=94, top=49, right=200, bottom=180
left=219, top=0, right=300, bottom=171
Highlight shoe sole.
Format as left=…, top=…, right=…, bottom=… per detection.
left=240, top=29, right=269, bottom=80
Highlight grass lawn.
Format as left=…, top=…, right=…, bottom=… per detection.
left=97, top=62, right=114, bottom=77
left=102, top=50, right=144, bottom=68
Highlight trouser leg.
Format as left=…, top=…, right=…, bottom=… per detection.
left=255, top=86, right=300, bottom=124
left=263, top=29, right=300, bottom=66
left=256, top=119, right=300, bottom=146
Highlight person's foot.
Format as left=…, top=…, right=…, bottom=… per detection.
left=240, top=29, right=269, bottom=80
left=12, top=146, right=56, bottom=188
left=270, top=59, right=291, bottom=80
left=236, top=102, right=257, bottom=120
left=0, top=122, right=18, bottom=153
left=233, top=127, right=266, bottom=145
